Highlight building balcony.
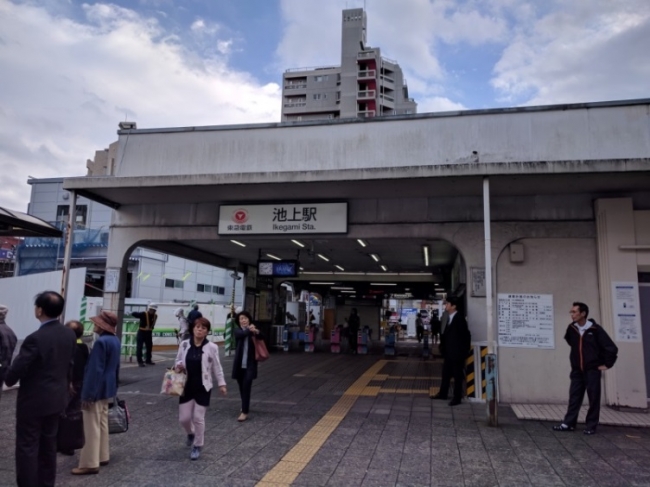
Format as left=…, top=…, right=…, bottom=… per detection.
left=284, top=83, right=307, bottom=90
left=379, top=93, right=395, bottom=108
left=357, top=69, right=376, bottom=80
left=358, top=110, right=376, bottom=118
left=357, top=90, right=376, bottom=100
left=282, top=101, right=307, bottom=111
left=358, top=50, right=378, bottom=60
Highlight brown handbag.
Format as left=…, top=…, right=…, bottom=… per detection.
left=253, top=336, right=269, bottom=362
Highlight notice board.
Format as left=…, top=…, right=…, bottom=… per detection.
left=498, top=293, right=555, bottom=349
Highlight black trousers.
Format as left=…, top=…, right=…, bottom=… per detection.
left=136, top=330, right=153, bottom=364
left=235, top=370, right=255, bottom=414
left=16, top=412, right=59, bottom=487
left=416, top=326, right=424, bottom=342
left=349, top=329, right=358, bottom=352
left=563, top=369, right=602, bottom=430
left=439, top=358, right=466, bottom=401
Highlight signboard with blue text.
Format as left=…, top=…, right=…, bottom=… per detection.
left=257, top=260, right=299, bottom=278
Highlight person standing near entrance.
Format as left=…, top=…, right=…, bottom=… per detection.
left=554, top=302, right=618, bottom=435
left=4, top=291, right=76, bottom=487
left=415, top=313, right=424, bottom=343
left=348, top=308, right=360, bottom=354
left=72, top=311, right=121, bottom=475
left=0, top=304, right=17, bottom=402
left=431, top=296, right=471, bottom=406
left=132, top=304, right=157, bottom=367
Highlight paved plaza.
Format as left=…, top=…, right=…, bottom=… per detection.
left=2, top=347, right=650, bottom=486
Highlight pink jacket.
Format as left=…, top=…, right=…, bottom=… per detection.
left=175, top=340, right=226, bottom=391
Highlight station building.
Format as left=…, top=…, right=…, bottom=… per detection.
left=63, top=99, right=650, bottom=408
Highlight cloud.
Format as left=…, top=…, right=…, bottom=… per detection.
left=0, top=0, right=280, bottom=210
left=418, top=96, right=466, bottom=113
left=492, top=0, right=650, bottom=104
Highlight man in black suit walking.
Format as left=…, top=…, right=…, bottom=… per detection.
left=4, top=291, right=76, bottom=487
left=431, top=296, right=471, bottom=406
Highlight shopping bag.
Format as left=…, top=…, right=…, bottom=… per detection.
left=253, top=336, right=269, bottom=362
left=161, top=369, right=187, bottom=396
left=108, top=396, right=129, bottom=434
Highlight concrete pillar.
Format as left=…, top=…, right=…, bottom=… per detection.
left=595, top=198, right=647, bottom=408
left=103, top=227, right=139, bottom=338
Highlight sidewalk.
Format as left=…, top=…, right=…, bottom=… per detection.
left=1, top=349, right=650, bottom=486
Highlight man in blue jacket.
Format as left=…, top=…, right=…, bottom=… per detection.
left=71, top=311, right=121, bottom=475
left=554, top=302, right=618, bottom=435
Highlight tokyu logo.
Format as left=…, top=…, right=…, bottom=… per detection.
left=232, top=209, right=248, bottom=224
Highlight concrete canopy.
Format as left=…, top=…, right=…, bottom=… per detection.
left=61, top=99, right=650, bottom=295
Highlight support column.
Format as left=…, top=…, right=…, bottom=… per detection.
left=60, top=190, right=77, bottom=323
left=483, top=177, right=498, bottom=426
left=595, top=198, right=647, bottom=408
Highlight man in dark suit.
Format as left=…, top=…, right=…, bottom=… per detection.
left=431, top=296, right=471, bottom=406
left=4, top=291, right=76, bottom=487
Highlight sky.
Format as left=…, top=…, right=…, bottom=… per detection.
left=0, top=0, right=648, bottom=210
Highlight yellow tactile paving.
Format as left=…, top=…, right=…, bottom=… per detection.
left=256, top=359, right=389, bottom=486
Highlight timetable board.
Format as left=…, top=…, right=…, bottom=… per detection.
left=498, top=293, right=555, bottom=349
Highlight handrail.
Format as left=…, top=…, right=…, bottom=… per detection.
left=285, top=65, right=339, bottom=73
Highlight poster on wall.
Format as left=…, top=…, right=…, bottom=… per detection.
left=498, top=293, right=555, bottom=349
left=611, top=282, right=642, bottom=342
left=257, top=290, right=272, bottom=321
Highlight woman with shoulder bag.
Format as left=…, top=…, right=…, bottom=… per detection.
left=175, top=317, right=226, bottom=461
left=71, top=311, right=121, bottom=476
left=232, top=311, right=264, bottom=422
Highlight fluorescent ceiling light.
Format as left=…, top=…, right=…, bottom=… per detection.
left=399, top=272, right=431, bottom=276
left=366, top=272, right=399, bottom=276
left=331, top=286, right=354, bottom=290
left=357, top=239, right=367, bottom=247
left=230, top=240, right=246, bottom=247
left=335, top=265, right=345, bottom=271
left=370, top=254, right=380, bottom=262
left=334, top=272, right=364, bottom=275
left=370, top=283, right=397, bottom=286
left=317, top=254, right=330, bottom=262
left=299, top=267, right=304, bottom=271
left=302, top=271, right=335, bottom=275
left=340, top=290, right=355, bottom=293
left=291, top=239, right=305, bottom=248
left=423, top=245, right=430, bottom=267
left=309, top=282, right=335, bottom=285
left=266, top=253, right=281, bottom=261
left=380, top=265, right=388, bottom=271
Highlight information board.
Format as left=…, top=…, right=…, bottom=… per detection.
left=611, top=281, right=642, bottom=342
left=498, top=293, right=555, bottom=349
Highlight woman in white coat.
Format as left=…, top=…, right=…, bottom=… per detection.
left=175, top=317, right=227, bottom=460
left=174, top=307, right=190, bottom=342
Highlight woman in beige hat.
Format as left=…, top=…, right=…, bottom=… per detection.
left=71, top=311, right=121, bottom=476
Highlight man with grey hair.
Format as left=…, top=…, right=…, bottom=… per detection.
left=0, top=304, right=18, bottom=400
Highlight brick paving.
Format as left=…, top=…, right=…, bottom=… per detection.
left=1, top=347, right=650, bottom=486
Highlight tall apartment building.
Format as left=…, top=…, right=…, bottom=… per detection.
left=281, top=8, right=417, bottom=122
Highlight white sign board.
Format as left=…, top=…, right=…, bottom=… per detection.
left=218, top=203, right=347, bottom=235
left=611, top=281, right=642, bottom=342
left=498, top=293, right=555, bottom=349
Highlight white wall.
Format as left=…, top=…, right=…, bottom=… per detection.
left=0, top=268, right=87, bottom=339
left=114, top=103, right=650, bottom=178
left=496, top=238, right=600, bottom=403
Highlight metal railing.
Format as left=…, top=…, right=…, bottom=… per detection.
left=285, top=65, right=339, bottom=73
left=358, top=50, right=377, bottom=59
left=284, top=84, right=307, bottom=90
left=283, top=102, right=307, bottom=108
left=358, top=69, right=376, bottom=79
left=382, top=56, right=398, bottom=65
left=380, top=93, right=395, bottom=102
left=380, top=74, right=394, bottom=83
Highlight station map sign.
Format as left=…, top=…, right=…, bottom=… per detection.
left=497, top=293, right=555, bottom=349
left=257, top=260, right=299, bottom=278
left=218, top=203, right=347, bottom=235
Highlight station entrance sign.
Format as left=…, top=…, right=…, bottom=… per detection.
left=218, top=202, right=347, bottom=235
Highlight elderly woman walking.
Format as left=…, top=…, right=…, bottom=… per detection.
left=175, top=317, right=227, bottom=460
left=232, top=311, right=263, bottom=422
left=71, top=311, right=121, bottom=476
